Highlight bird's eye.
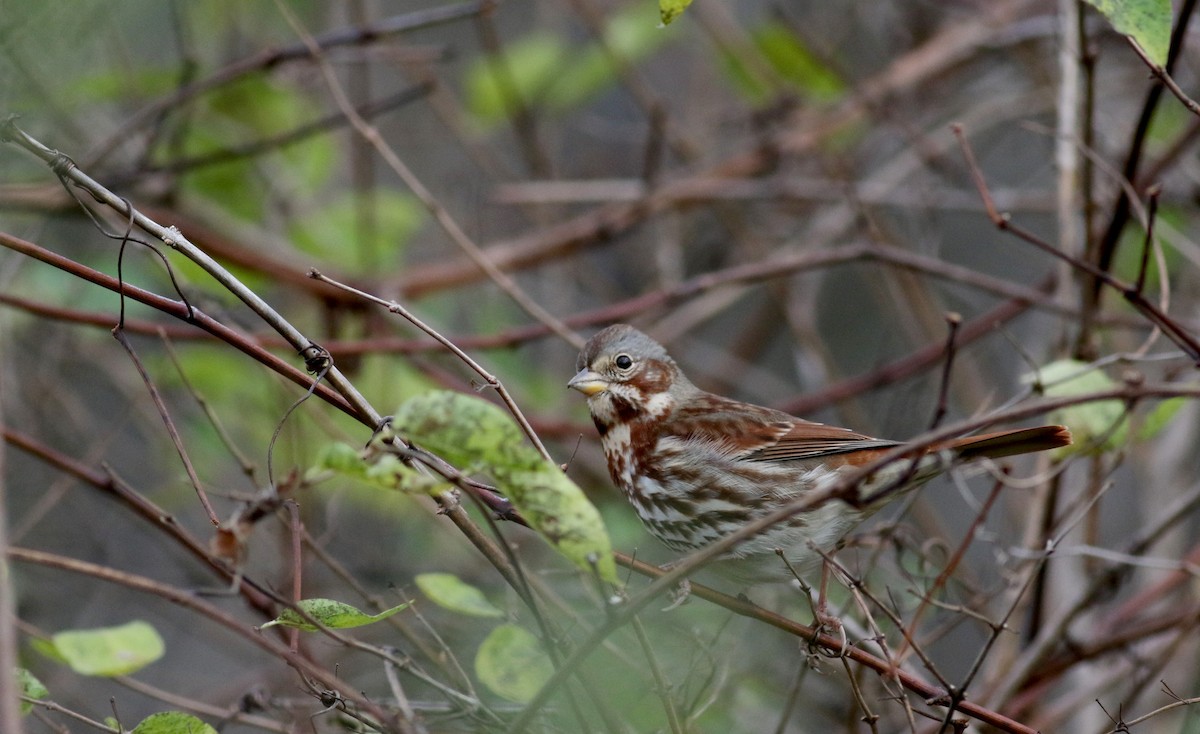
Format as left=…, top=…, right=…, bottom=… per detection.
left=614, top=354, right=633, bottom=370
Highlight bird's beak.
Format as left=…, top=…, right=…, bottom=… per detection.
left=568, top=369, right=608, bottom=396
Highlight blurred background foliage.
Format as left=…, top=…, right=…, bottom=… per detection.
left=2, top=0, right=1199, bottom=732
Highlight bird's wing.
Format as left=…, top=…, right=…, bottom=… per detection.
left=665, top=394, right=898, bottom=463
left=746, top=419, right=899, bottom=463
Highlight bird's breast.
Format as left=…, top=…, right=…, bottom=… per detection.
left=599, top=421, right=636, bottom=489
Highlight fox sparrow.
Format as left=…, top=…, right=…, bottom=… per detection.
left=569, top=324, right=1071, bottom=583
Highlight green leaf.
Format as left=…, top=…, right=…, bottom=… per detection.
left=1032, top=359, right=1127, bottom=453
left=312, top=441, right=368, bottom=474
left=504, top=465, right=620, bottom=582
left=475, top=624, right=553, bottom=703
left=720, top=22, right=844, bottom=104
left=44, top=621, right=164, bottom=677
left=16, top=667, right=48, bottom=715
left=391, top=391, right=540, bottom=471
left=283, top=137, right=338, bottom=197
left=755, top=23, right=844, bottom=100
left=1137, top=395, right=1186, bottom=440
left=659, top=0, right=694, bottom=26
left=178, top=147, right=263, bottom=220
left=391, top=391, right=619, bottom=583
left=206, top=75, right=309, bottom=135
left=130, top=711, right=218, bottom=734
left=66, top=68, right=179, bottom=103
left=311, top=441, right=449, bottom=495
left=29, top=638, right=65, bottom=665
left=465, top=35, right=566, bottom=122
left=175, top=75, right=334, bottom=219
left=1111, top=212, right=1183, bottom=292
left=289, top=190, right=424, bottom=266
left=260, top=598, right=409, bottom=631
left=416, top=573, right=505, bottom=618
left=1084, top=0, right=1172, bottom=65
left=546, top=6, right=672, bottom=112
left=465, top=5, right=671, bottom=124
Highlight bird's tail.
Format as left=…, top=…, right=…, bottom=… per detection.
left=940, top=425, right=1073, bottom=461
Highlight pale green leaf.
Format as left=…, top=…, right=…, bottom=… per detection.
left=504, top=466, right=620, bottom=583
left=1085, top=0, right=1172, bottom=65
left=130, top=711, right=218, bottom=734
left=416, top=573, right=504, bottom=618
left=205, top=77, right=284, bottom=131
left=391, top=391, right=618, bottom=583
left=311, top=442, right=448, bottom=495
left=756, top=23, right=844, bottom=100
left=16, top=667, right=48, bottom=715
left=464, top=35, right=565, bottom=122
left=611, top=4, right=674, bottom=55
left=175, top=76, right=334, bottom=219
left=1137, top=395, right=1187, bottom=439
left=29, top=638, right=64, bottom=665
left=659, top=0, right=694, bottom=25
left=363, top=455, right=450, bottom=496
left=391, top=391, right=542, bottom=472
left=1032, top=359, right=1126, bottom=453
left=260, top=598, right=408, bottom=631
left=547, top=6, right=672, bottom=111
left=720, top=22, right=846, bottom=103
left=312, top=441, right=367, bottom=474
left=67, top=68, right=179, bottom=102
left=46, top=621, right=164, bottom=677
left=282, top=136, right=338, bottom=197
left=466, top=5, right=671, bottom=124
left=289, top=190, right=424, bottom=266
left=475, top=624, right=553, bottom=703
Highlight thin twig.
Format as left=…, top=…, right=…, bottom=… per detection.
left=132, top=82, right=435, bottom=180
left=629, top=614, right=684, bottom=734
left=0, top=231, right=357, bottom=418
left=516, top=382, right=1197, bottom=732
left=271, top=0, right=583, bottom=349
left=953, top=123, right=1200, bottom=363
left=1134, top=185, right=1161, bottom=295
left=899, top=478, right=1006, bottom=665
left=1126, top=38, right=1200, bottom=117
left=112, top=328, right=220, bottom=526
left=0, top=122, right=380, bottom=423
left=928, top=312, right=962, bottom=431
left=80, top=1, right=489, bottom=169
left=159, top=330, right=260, bottom=484
left=8, top=547, right=397, bottom=730
left=310, top=270, right=552, bottom=462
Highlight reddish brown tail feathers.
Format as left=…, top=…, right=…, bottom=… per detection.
left=943, top=425, right=1073, bottom=461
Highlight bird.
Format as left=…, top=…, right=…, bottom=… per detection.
left=568, top=323, right=1072, bottom=584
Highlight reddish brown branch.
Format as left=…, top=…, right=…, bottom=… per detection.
left=615, top=556, right=1037, bottom=734
left=7, top=547, right=408, bottom=732
left=0, top=230, right=360, bottom=420
left=2, top=427, right=276, bottom=614
left=953, top=124, right=1200, bottom=364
